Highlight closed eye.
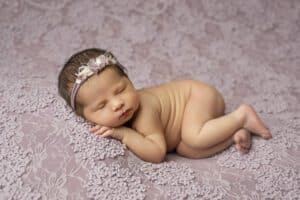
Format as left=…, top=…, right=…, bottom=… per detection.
left=97, top=103, right=106, bottom=110
left=115, top=85, right=126, bottom=94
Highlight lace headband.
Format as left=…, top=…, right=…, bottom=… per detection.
left=70, top=51, right=118, bottom=110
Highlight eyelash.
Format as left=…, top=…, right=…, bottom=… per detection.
left=98, top=103, right=105, bottom=109
left=116, top=85, right=126, bottom=94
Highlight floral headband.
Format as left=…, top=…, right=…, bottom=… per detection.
left=70, top=51, right=119, bottom=110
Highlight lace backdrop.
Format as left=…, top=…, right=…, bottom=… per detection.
left=0, top=0, right=299, bottom=199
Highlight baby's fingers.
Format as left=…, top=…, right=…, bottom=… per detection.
left=89, top=125, right=101, bottom=133
left=100, top=129, right=115, bottom=138
left=94, top=126, right=110, bottom=136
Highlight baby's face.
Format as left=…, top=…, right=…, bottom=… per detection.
left=77, top=68, right=140, bottom=127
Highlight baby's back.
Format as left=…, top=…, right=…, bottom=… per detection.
left=139, top=80, right=192, bottom=151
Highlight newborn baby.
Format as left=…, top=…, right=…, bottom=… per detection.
left=58, top=48, right=272, bottom=163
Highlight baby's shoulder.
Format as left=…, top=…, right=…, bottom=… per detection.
left=130, top=90, right=161, bottom=130
left=137, top=88, right=161, bottom=112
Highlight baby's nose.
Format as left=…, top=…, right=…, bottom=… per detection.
left=112, top=99, right=124, bottom=111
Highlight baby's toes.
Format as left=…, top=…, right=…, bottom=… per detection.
left=263, top=131, right=272, bottom=139
left=235, top=144, right=242, bottom=151
left=245, top=141, right=252, bottom=149
left=244, top=136, right=252, bottom=149
left=241, top=147, right=249, bottom=154
left=237, top=143, right=249, bottom=153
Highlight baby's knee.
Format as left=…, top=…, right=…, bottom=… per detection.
left=217, top=93, right=225, bottom=115
left=206, top=86, right=225, bottom=116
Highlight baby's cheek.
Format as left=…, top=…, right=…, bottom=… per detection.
left=131, top=92, right=140, bottom=104
left=97, top=112, right=116, bottom=127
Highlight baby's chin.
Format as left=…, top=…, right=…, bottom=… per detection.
left=105, top=116, right=133, bottom=128
left=121, top=109, right=137, bottom=127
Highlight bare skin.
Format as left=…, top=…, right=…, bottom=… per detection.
left=81, top=68, right=271, bottom=162
left=233, top=129, right=252, bottom=153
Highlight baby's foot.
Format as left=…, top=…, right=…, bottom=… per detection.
left=236, top=104, right=272, bottom=139
left=233, top=129, right=252, bottom=153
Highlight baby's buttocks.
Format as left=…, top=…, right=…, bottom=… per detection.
left=148, top=80, right=192, bottom=151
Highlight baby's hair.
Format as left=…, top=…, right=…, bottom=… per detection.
left=58, top=48, right=128, bottom=116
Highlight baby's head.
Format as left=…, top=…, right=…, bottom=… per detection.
left=58, top=48, right=140, bottom=127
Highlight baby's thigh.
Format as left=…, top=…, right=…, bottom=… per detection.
left=180, top=82, right=225, bottom=142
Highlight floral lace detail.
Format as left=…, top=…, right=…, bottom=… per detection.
left=140, top=161, right=195, bottom=185
left=217, top=139, right=276, bottom=170
left=270, top=113, right=300, bottom=150
left=0, top=110, right=41, bottom=200
left=85, top=163, right=146, bottom=200
left=1, top=0, right=299, bottom=199
left=127, top=156, right=227, bottom=200
left=5, top=84, right=55, bottom=114
left=254, top=165, right=300, bottom=199
left=68, top=120, right=126, bottom=162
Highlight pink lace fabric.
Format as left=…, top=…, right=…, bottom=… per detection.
left=0, top=0, right=299, bottom=199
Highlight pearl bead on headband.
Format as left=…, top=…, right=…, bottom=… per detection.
left=70, top=51, right=118, bottom=110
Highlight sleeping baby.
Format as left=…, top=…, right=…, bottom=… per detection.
left=58, top=48, right=272, bottom=163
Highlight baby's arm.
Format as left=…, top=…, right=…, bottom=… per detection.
left=119, top=126, right=166, bottom=163
left=90, top=110, right=167, bottom=163
left=122, top=108, right=167, bottom=163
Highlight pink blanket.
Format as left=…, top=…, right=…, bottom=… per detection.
left=1, top=0, right=299, bottom=199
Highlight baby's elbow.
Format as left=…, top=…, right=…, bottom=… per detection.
left=150, top=152, right=165, bottom=163
left=149, top=149, right=166, bottom=163
left=143, top=138, right=167, bottom=163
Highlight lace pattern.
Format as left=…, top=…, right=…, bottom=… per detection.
left=0, top=0, right=299, bottom=199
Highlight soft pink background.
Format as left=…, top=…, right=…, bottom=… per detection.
left=0, top=0, right=299, bottom=199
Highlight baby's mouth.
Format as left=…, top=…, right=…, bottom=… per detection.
left=120, top=109, right=131, bottom=118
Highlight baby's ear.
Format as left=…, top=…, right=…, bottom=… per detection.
left=76, top=104, right=85, bottom=117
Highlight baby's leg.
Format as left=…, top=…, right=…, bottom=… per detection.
left=181, top=84, right=271, bottom=150
left=177, top=136, right=233, bottom=159
left=177, top=129, right=252, bottom=158
left=182, top=103, right=271, bottom=150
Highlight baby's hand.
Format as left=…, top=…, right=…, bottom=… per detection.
left=89, top=125, right=114, bottom=137
left=89, top=125, right=123, bottom=140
